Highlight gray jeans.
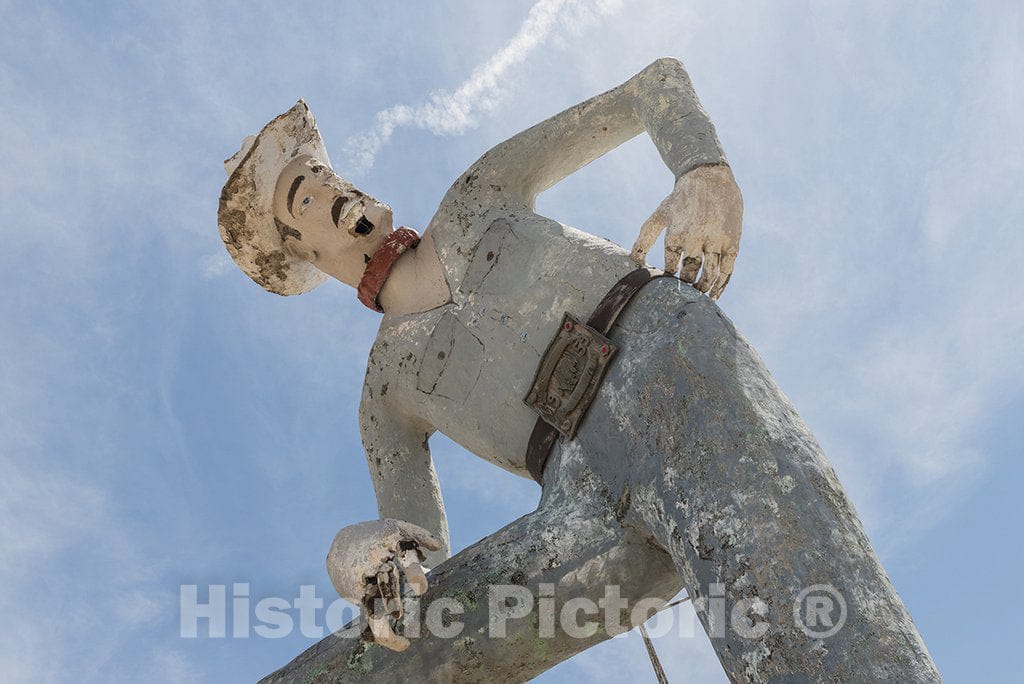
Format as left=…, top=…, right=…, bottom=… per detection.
left=262, top=279, right=939, bottom=683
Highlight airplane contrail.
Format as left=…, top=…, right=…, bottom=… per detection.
left=341, top=0, right=624, bottom=175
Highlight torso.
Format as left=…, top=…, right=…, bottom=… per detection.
left=363, top=171, right=639, bottom=477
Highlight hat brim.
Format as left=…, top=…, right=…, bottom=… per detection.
left=218, top=100, right=330, bottom=296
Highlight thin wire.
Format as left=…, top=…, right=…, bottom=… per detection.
left=664, top=596, right=691, bottom=610
left=639, top=623, right=669, bottom=684
left=639, top=595, right=691, bottom=683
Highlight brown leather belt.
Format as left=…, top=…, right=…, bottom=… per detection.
left=523, top=267, right=675, bottom=483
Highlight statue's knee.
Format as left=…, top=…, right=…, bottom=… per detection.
left=643, top=56, right=685, bottom=79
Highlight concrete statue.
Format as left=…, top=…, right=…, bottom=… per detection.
left=218, top=58, right=939, bottom=681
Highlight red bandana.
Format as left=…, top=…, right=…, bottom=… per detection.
left=357, top=227, right=421, bottom=313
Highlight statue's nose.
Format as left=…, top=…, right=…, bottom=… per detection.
left=361, top=202, right=392, bottom=235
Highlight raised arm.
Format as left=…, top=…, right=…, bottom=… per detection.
left=474, top=57, right=743, bottom=298
left=476, top=57, right=725, bottom=199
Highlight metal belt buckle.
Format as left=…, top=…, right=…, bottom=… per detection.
left=524, top=313, right=618, bottom=439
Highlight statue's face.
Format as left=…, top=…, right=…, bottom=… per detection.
left=272, top=155, right=393, bottom=269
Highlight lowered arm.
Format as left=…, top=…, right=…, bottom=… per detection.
left=359, top=396, right=450, bottom=568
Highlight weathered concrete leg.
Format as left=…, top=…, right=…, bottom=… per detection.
left=577, top=278, right=940, bottom=682
left=263, top=276, right=939, bottom=682
left=259, top=451, right=681, bottom=683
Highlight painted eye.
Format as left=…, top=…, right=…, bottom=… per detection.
left=311, top=165, right=323, bottom=173
left=301, top=196, right=313, bottom=206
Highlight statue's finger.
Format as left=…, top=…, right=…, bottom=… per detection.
left=710, top=254, right=736, bottom=300
left=399, top=548, right=429, bottom=596
left=394, top=520, right=443, bottom=552
left=374, top=560, right=404, bottom=617
left=696, top=252, right=721, bottom=294
left=662, top=244, right=684, bottom=275
left=375, top=570, right=391, bottom=600
left=367, top=613, right=410, bottom=652
left=679, top=252, right=702, bottom=283
left=632, top=207, right=667, bottom=262
left=710, top=274, right=731, bottom=300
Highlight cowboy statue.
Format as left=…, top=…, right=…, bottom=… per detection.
left=218, top=58, right=939, bottom=681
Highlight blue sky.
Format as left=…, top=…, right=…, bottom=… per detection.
left=1, top=0, right=1021, bottom=681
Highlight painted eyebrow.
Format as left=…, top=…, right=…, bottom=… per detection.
left=286, top=175, right=305, bottom=217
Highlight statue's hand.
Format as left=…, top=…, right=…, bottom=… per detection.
left=630, top=164, right=743, bottom=300
left=326, top=518, right=442, bottom=651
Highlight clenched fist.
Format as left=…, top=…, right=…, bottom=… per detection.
left=630, top=164, right=743, bottom=300
left=326, top=518, right=442, bottom=651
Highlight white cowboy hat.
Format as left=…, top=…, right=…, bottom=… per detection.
left=218, top=100, right=330, bottom=295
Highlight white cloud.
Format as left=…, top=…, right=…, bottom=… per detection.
left=340, top=0, right=624, bottom=174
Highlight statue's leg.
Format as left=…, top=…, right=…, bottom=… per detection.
left=259, top=452, right=681, bottom=683
left=575, top=278, right=941, bottom=682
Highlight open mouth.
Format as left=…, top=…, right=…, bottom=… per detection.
left=355, top=216, right=375, bottom=235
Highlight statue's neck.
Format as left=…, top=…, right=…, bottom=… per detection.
left=376, top=231, right=452, bottom=316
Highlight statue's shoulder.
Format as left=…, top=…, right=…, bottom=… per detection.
left=424, top=160, right=520, bottom=296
